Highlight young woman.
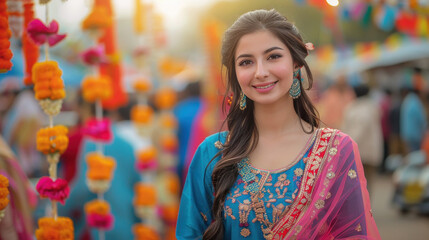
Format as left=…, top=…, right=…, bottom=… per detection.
left=176, top=9, right=380, bottom=240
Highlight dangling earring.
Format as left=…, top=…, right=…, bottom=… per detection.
left=239, top=92, right=247, bottom=110
left=289, top=69, right=301, bottom=99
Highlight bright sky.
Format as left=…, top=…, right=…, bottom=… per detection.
left=35, top=0, right=217, bottom=32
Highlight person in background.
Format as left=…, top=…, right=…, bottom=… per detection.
left=342, top=84, right=383, bottom=195
left=379, top=88, right=392, bottom=173
left=400, top=70, right=427, bottom=153
left=317, top=75, right=355, bottom=129
left=0, top=79, right=45, bottom=178
left=173, top=81, right=203, bottom=186
left=0, top=135, right=37, bottom=240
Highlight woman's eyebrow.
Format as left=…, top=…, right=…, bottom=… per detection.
left=236, top=46, right=284, bottom=62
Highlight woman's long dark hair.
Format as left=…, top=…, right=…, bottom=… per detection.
left=202, top=9, right=320, bottom=240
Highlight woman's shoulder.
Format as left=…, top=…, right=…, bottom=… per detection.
left=199, top=131, right=229, bottom=150
left=318, top=127, right=355, bottom=145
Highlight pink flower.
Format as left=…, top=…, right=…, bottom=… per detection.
left=36, top=177, right=70, bottom=204
left=86, top=213, right=114, bottom=230
left=83, top=118, right=113, bottom=142
left=81, top=45, right=108, bottom=66
left=27, top=19, right=67, bottom=46
left=136, top=160, right=158, bottom=171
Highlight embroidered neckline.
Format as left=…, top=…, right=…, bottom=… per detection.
left=245, top=129, right=319, bottom=174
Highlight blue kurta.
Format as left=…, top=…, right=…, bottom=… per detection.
left=177, top=132, right=315, bottom=239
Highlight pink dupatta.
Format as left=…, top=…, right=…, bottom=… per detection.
left=272, top=128, right=381, bottom=240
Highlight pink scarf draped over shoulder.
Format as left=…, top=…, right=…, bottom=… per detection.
left=272, top=128, right=381, bottom=240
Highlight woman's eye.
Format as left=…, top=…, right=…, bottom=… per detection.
left=239, top=60, right=252, bottom=66
left=268, top=54, right=282, bottom=60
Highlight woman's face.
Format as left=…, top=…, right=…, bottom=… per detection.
left=234, top=30, right=296, bottom=107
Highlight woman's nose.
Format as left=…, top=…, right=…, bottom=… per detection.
left=255, top=61, right=269, bottom=79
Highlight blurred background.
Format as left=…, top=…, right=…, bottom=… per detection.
left=1, top=0, right=429, bottom=239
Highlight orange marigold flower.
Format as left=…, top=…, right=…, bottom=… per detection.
left=32, top=61, right=65, bottom=100
left=133, top=78, right=152, bottom=93
left=134, top=183, right=156, bottom=206
left=159, top=113, right=177, bottom=129
left=133, top=224, right=160, bottom=240
left=81, top=75, right=112, bottom=102
left=86, top=152, right=116, bottom=180
left=165, top=173, right=180, bottom=196
left=0, top=197, right=9, bottom=210
left=131, top=105, right=153, bottom=124
left=36, top=217, right=74, bottom=240
left=161, top=203, right=179, bottom=223
left=154, top=87, right=177, bottom=110
left=81, top=6, right=112, bottom=31
left=160, top=133, right=178, bottom=153
left=0, top=174, right=8, bottom=188
left=36, top=125, right=69, bottom=155
left=0, top=188, right=8, bottom=199
left=137, top=146, right=157, bottom=163
left=84, top=199, right=110, bottom=215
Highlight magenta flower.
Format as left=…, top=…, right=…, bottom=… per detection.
left=86, top=213, right=114, bottom=230
left=27, top=19, right=67, bottom=46
left=136, top=160, right=158, bottom=172
left=81, top=45, right=108, bottom=66
left=36, top=176, right=70, bottom=204
left=83, top=117, right=113, bottom=142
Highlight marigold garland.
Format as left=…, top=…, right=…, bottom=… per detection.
left=133, top=183, right=157, bottom=206
left=160, top=203, right=179, bottom=224
left=35, top=217, right=74, bottom=240
left=36, top=176, right=70, bottom=204
left=0, top=174, right=9, bottom=212
left=0, top=0, right=13, bottom=73
left=32, top=61, right=66, bottom=100
left=133, top=78, right=151, bottom=93
left=136, top=146, right=157, bottom=171
left=23, top=2, right=39, bottom=86
left=154, top=87, right=177, bottom=110
left=81, top=75, right=112, bottom=102
left=131, top=105, right=154, bottom=124
left=84, top=199, right=110, bottom=215
left=133, top=224, right=161, bottom=240
left=81, top=6, right=112, bottom=31
left=160, top=133, right=178, bottom=154
left=159, top=113, right=178, bottom=129
left=86, top=152, right=116, bottom=180
left=36, top=125, right=69, bottom=155
left=84, top=199, right=114, bottom=230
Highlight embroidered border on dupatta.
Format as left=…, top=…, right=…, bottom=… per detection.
left=271, top=128, right=338, bottom=239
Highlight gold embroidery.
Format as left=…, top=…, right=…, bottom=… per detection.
left=200, top=212, right=208, bottom=222
left=329, top=147, right=337, bottom=156
left=294, top=168, right=303, bottom=177
left=348, top=169, right=357, bottom=179
left=327, top=172, right=335, bottom=179
left=240, top=228, right=251, bottom=237
left=355, top=223, right=362, bottom=232
left=326, top=192, right=331, bottom=199
left=315, top=199, right=325, bottom=209
left=214, top=141, right=223, bottom=149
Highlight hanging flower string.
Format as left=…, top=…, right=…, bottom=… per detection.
left=22, top=1, right=40, bottom=86
left=30, top=1, right=74, bottom=239
left=0, top=0, right=13, bottom=73
left=80, top=3, right=116, bottom=239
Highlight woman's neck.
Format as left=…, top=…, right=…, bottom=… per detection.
left=253, top=98, right=308, bottom=138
